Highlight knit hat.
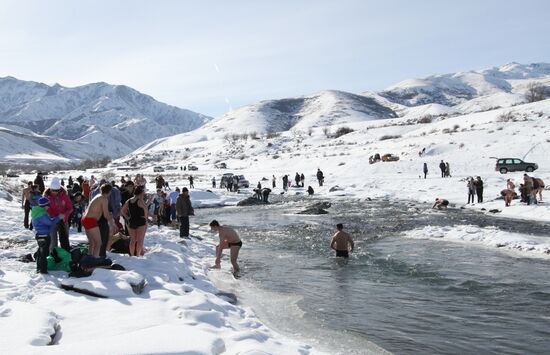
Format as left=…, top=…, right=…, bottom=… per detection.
left=38, top=197, right=50, bottom=207
left=50, top=177, right=61, bottom=190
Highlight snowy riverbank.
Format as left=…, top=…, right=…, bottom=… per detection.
left=0, top=184, right=327, bottom=355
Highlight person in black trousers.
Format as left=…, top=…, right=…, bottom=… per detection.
left=439, top=160, right=446, bottom=178
left=176, top=187, right=194, bottom=238
left=475, top=176, right=484, bottom=203
left=423, top=163, right=428, bottom=179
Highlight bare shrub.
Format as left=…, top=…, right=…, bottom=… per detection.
left=418, top=115, right=433, bottom=124
left=526, top=83, right=547, bottom=103
left=266, top=132, right=281, bottom=139
left=497, top=111, right=516, bottom=122
left=334, top=126, right=355, bottom=138
left=379, top=134, right=402, bottom=141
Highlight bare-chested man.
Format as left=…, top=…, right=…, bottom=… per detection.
left=22, top=181, right=33, bottom=229
left=209, top=220, right=242, bottom=274
left=330, top=223, right=354, bottom=258
left=81, top=184, right=113, bottom=257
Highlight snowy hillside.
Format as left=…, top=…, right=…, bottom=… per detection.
left=116, top=93, right=550, bottom=223
left=379, top=62, right=550, bottom=112
left=0, top=77, right=211, bottom=161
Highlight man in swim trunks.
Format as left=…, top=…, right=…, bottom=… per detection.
left=209, top=220, right=242, bottom=274
left=330, top=223, right=354, bottom=258
left=82, top=184, right=113, bottom=257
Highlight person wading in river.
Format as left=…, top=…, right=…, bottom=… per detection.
left=330, top=223, right=354, bottom=258
left=209, top=220, right=242, bottom=275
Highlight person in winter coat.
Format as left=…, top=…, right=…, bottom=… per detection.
left=439, top=160, right=446, bottom=178
left=262, top=188, right=271, bottom=203
left=34, top=173, right=45, bottom=193
left=300, top=173, right=305, bottom=187
left=212, top=177, right=216, bottom=188
left=71, top=192, right=86, bottom=233
left=22, top=181, right=33, bottom=229
left=316, top=169, right=324, bottom=186
left=188, top=175, right=194, bottom=189
left=272, top=175, right=276, bottom=188
left=155, top=175, right=165, bottom=190
left=445, top=162, right=451, bottom=177
left=423, top=163, right=428, bottom=179
left=282, top=175, right=289, bottom=191
left=44, top=177, right=73, bottom=252
left=31, top=197, right=61, bottom=274
left=295, top=173, right=300, bottom=187
left=474, top=176, right=484, bottom=203
left=307, top=186, right=314, bottom=195
left=176, top=187, right=194, bottom=238
left=467, top=177, right=476, bottom=204
left=168, top=187, right=180, bottom=223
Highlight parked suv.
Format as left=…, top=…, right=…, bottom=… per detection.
left=495, top=158, right=538, bottom=174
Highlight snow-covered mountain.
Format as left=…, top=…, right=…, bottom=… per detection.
left=379, top=62, right=550, bottom=110
left=0, top=77, right=212, bottom=162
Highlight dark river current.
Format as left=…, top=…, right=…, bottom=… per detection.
left=196, top=197, right=550, bottom=354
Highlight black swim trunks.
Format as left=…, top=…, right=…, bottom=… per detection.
left=228, top=241, right=243, bottom=248
left=336, top=250, right=349, bottom=258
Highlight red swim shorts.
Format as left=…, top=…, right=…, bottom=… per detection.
left=81, top=216, right=98, bottom=229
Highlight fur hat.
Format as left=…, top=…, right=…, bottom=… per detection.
left=50, top=177, right=61, bottom=190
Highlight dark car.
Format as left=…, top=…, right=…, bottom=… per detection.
left=495, top=158, right=538, bottom=174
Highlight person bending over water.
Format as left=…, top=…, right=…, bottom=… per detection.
left=82, top=184, right=113, bottom=257
left=209, top=220, right=242, bottom=274
left=432, top=198, right=449, bottom=210
left=330, top=223, right=354, bottom=258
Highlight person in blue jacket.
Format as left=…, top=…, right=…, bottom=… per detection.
left=31, top=197, right=61, bottom=274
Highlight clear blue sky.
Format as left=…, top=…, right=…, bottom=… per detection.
left=1, top=0, right=548, bottom=117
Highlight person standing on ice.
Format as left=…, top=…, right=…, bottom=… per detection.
left=445, top=162, right=451, bottom=177
left=439, top=160, right=446, bottom=178
left=316, top=168, right=324, bottom=186
left=272, top=175, right=276, bottom=188
left=209, top=219, right=242, bottom=274
left=295, top=173, right=300, bottom=187
left=211, top=177, right=216, bottom=188
left=467, top=177, right=476, bottom=204
left=423, top=163, right=428, bottom=179
left=330, top=223, right=354, bottom=258
left=474, top=176, right=484, bottom=203
left=188, top=175, right=194, bottom=189
left=282, top=175, right=289, bottom=191
left=300, top=173, right=305, bottom=187
left=31, top=197, right=61, bottom=274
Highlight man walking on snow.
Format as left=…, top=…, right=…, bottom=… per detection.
left=439, top=160, right=446, bottom=178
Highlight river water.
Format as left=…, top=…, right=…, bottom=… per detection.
left=195, top=197, right=550, bottom=354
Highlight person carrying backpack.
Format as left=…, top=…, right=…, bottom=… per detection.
left=32, top=197, right=61, bottom=274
